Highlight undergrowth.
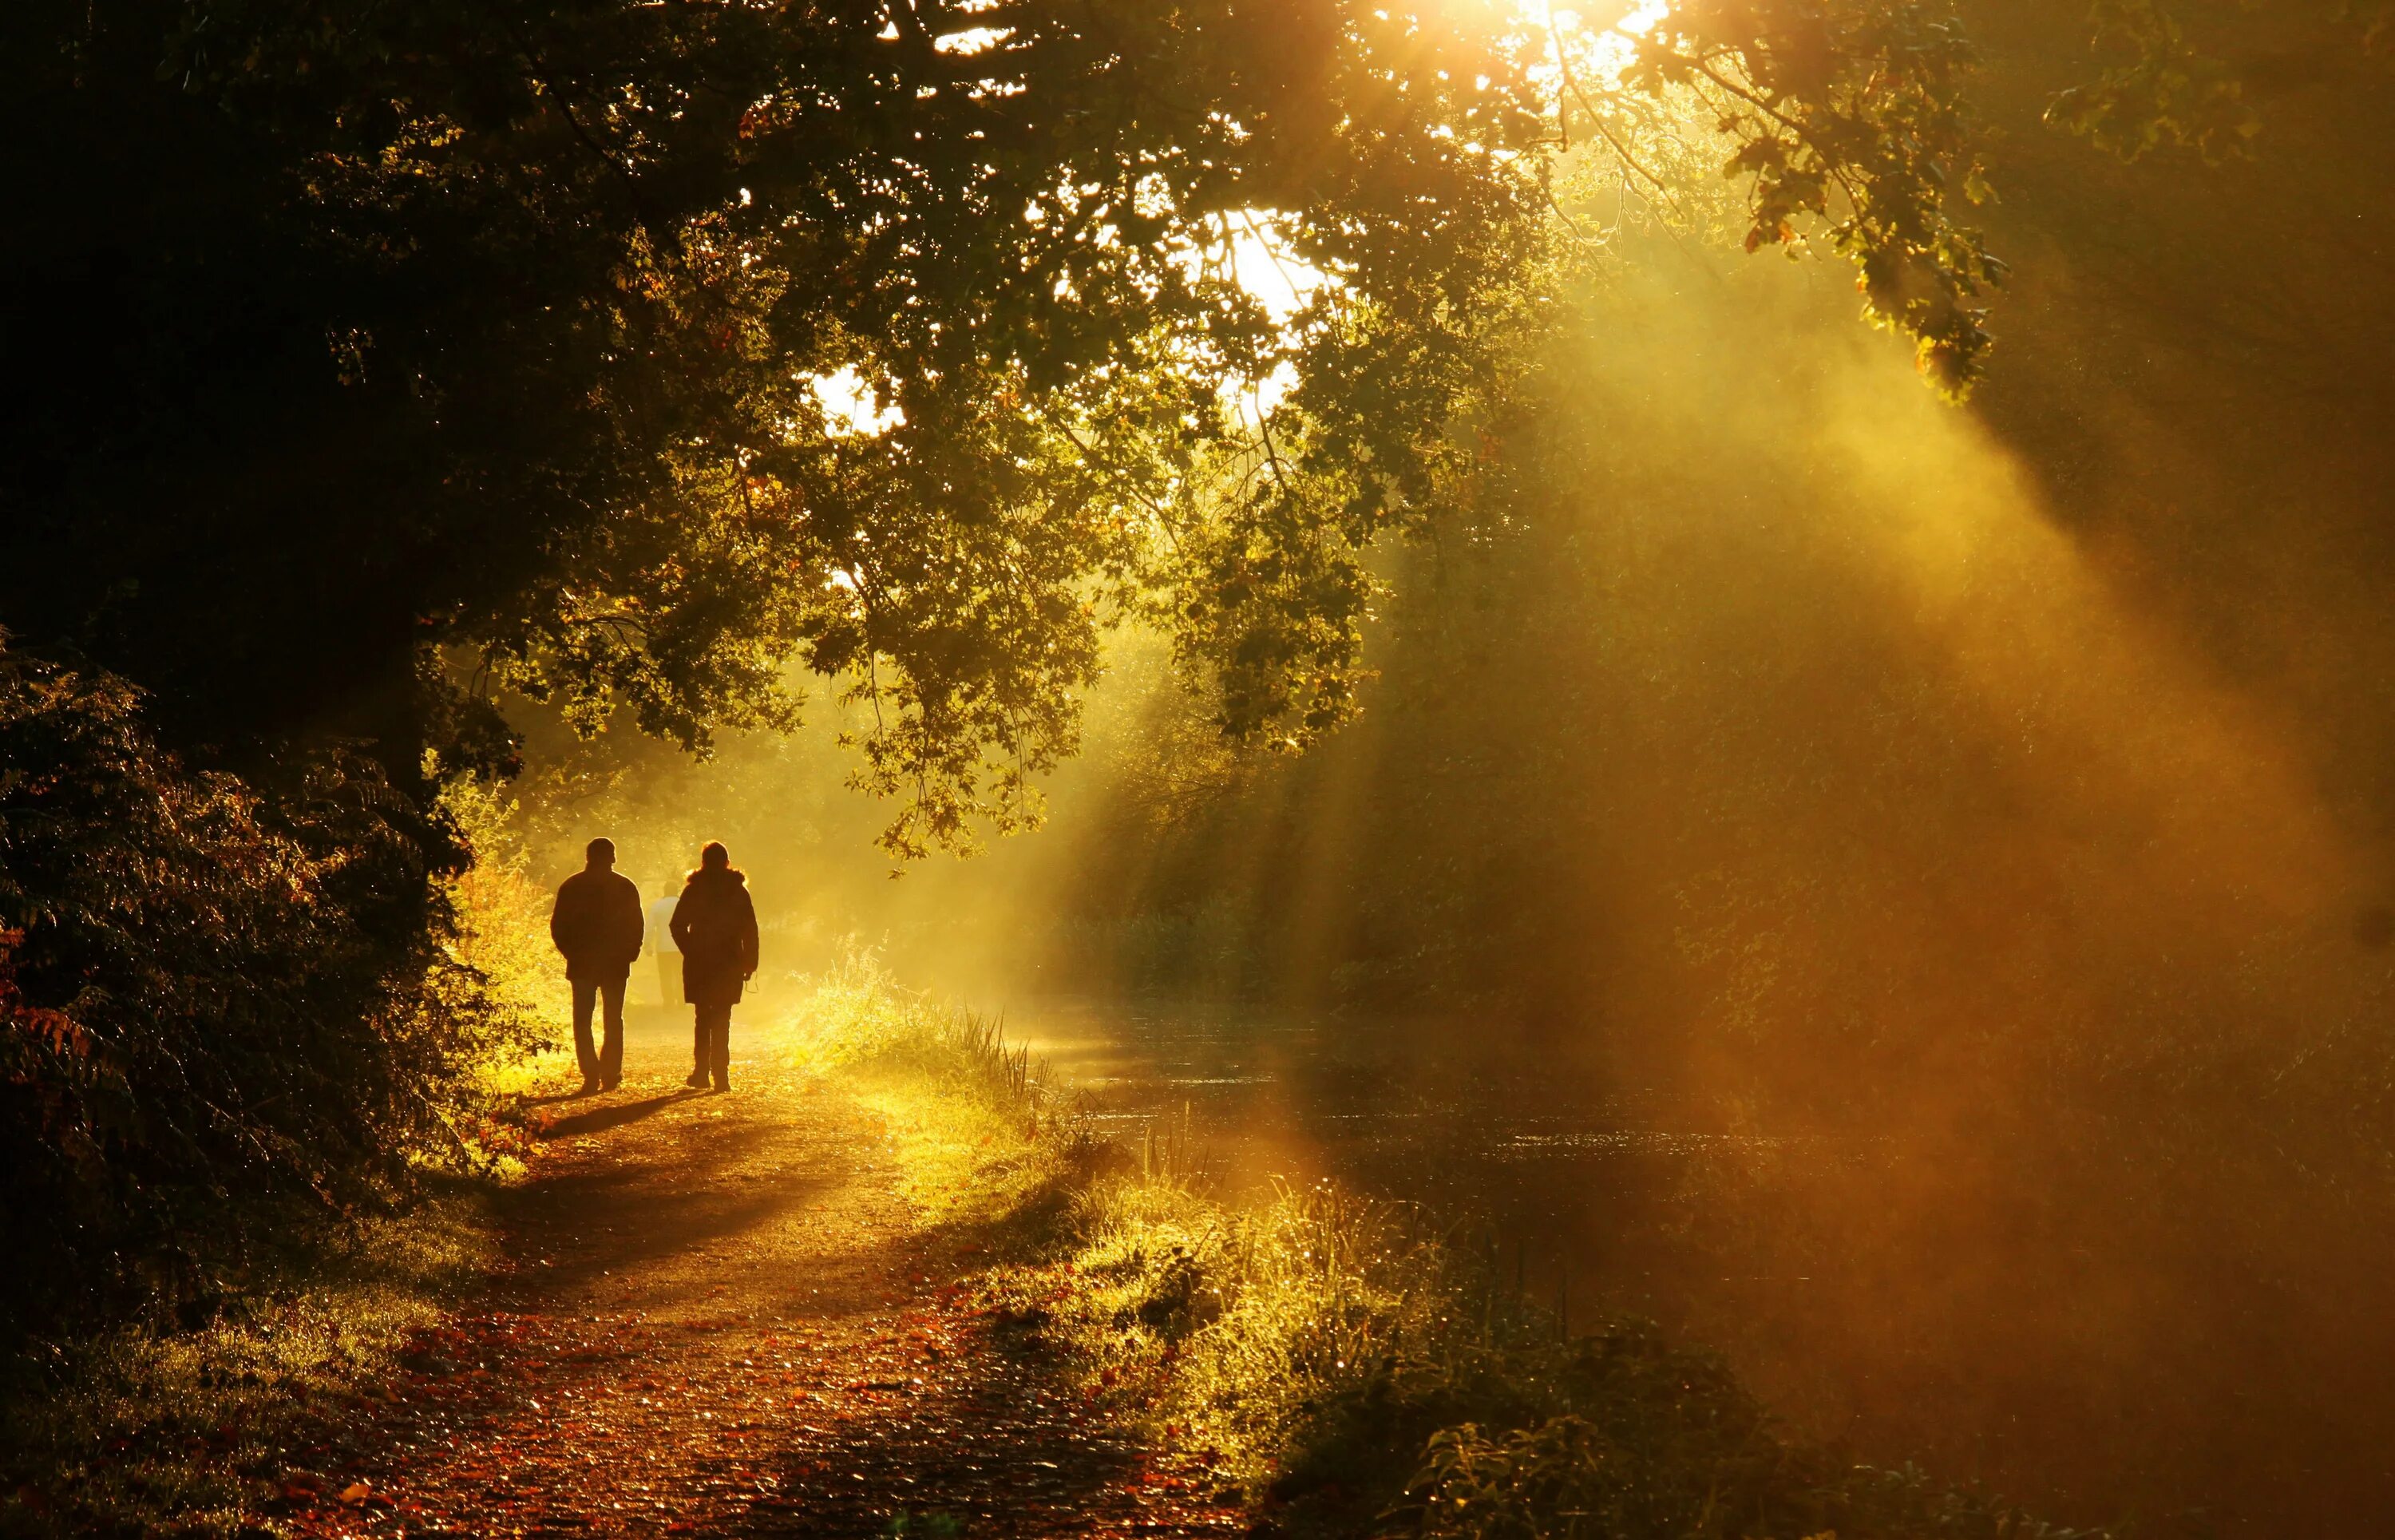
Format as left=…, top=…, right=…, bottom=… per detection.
left=810, top=963, right=2108, bottom=1540
left=0, top=1188, right=490, bottom=1540
left=0, top=647, right=544, bottom=1336
left=795, top=955, right=1084, bottom=1239
left=0, top=782, right=580, bottom=1539
left=0, top=728, right=559, bottom=1539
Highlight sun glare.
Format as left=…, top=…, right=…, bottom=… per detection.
left=811, top=366, right=904, bottom=437
left=1222, top=213, right=1326, bottom=324
left=1518, top=0, right=1669, bottom=87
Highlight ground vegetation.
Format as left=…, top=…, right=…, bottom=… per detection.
left=816, top=964, right=2098, bottom=1540
left=0, top=1198, right=488, bottom=1539
left=0, top=642, right=536, bottom=1336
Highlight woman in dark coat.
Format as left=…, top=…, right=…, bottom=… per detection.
left=667, top=842, right=758, bottom=1093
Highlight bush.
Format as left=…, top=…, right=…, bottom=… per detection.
left=806, top=964, right=2108, bottom=1538
left=970, top=1152, right=2100, bottom=1539
left=0, top=644, right=537, bottom=1336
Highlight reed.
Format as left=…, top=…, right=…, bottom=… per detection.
left=791, top=955, right=1091, bottom=1229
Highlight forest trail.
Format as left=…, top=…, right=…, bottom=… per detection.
left=278, top=1018, right=1244, bottom=1538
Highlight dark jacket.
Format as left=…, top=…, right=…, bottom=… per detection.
left=550, top=869, right=644, bottom=983
left=670, top=867, right=758, bottom=1008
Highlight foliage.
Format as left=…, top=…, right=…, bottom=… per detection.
left=438, top=774, right=572, bottom=1039
left=0, top=1195, right=485, bottom=1540
left=2045, top=0, right=2262, bottom=159
left=0, top=0, right=1556, bottom=853
left=0, top=0, right=2057, bottom=857
left=841, top=1003, right=2094, bottom=1540
left=1581, top=2, right=2006, bottom=393
left=2045, top=0, right=2393, bottom=161
left=0, top=643, right=537, bottom=1335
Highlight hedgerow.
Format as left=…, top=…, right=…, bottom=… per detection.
left=0, top=643, right=539, bottom=1336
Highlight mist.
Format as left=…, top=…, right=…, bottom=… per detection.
left=465, top=28, right=2395, bottom=1530
left=46, top=3, right=2395, bottom=1535
left=496, top=216, right=2395, bottom=1535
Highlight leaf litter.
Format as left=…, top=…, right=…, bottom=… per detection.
left=271, top=1035, right=1241, bottom=1538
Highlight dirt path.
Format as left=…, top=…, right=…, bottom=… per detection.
left=278, top=1016, right=1245, bottom=1538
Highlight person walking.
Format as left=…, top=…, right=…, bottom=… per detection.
left=548, top=837, right=644, bottom=1095
left=669, top=841, right=758, bottom=1093
left=647, top=889, right=683, bottom=1007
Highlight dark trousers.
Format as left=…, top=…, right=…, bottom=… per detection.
left=693, top=1003, right=731, bottom=1087
left=572, top=976, right=626, bottom=1086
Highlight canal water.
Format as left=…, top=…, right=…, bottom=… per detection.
left=1004, top=996, right=1862, bottom=1324
left=992, top=995, right=2333, bottom=1538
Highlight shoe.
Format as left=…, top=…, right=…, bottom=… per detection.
left=601, top=1078, right=620, bottom=1092
left=578, top=1078, right=601, bottom=1097
left=683, top=1071, right=710, bottom=1090
left=711, top=1079, right=730, bottom=1094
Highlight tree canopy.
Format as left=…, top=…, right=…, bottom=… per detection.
left=0, top=0, right=2048, bottom=855
left=2, top=0, right=1541, bottom=845
left=18, top=0, right=2367, bottom=855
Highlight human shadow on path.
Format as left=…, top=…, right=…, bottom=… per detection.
left=501, top=1114, right=853, bottom=1300
left=707, top=1150, right=1237, bottom=1538
left=538, top=1089, right=703, bottom=1140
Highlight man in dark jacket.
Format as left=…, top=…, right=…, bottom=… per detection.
left=549, top=837, right=644, bottom=1095
left=668, top=841, right=758, bottom=1093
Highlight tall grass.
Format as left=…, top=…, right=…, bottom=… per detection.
left=829, top=971, right=2107, bottom=1540
left=793, top=955, right=1084, bottom=1229
left=798, top=953, right=1044, bottom=1114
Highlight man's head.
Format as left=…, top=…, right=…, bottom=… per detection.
left=585, top=837, right=617, bottom=870
left=700, top=841, right=730, bottom=873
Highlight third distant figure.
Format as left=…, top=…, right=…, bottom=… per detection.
left=669, top=841, right=758, bottom=1094
left=647, top=886, right=683, bottom=1008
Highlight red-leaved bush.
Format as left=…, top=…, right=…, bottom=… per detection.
left=0, top=643, right=536, bottom=1332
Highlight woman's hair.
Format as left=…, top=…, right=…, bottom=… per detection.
left=686, top=841, right=741, bottom=885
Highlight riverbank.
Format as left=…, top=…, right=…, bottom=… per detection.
left=821, top=968, right=2101, bottom=1540
left=2, top=969, right=2096, bottom=1538
left=0, top=985, right=1232, bottom=1540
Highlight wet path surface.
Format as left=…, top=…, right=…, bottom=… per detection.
left=282, top=1019, right=1241, bottom=1538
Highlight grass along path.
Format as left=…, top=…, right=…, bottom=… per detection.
left=6, top=973, right=2093, bottom=1540
left=275, top=1011, right=1241, bottom=1538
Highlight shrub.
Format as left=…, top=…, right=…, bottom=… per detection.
left=966, top=1149, right=2102, bottom=1538
left=0, top=643, right=537, bottom=1335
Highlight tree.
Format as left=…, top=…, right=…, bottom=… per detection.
left=0, top=0, right=2021, bottom=853
left=0, top=0, right=1554, bottom=847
